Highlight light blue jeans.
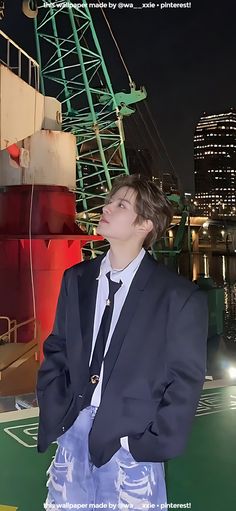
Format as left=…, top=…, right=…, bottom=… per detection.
left=45, top=406, right=167, bottom=510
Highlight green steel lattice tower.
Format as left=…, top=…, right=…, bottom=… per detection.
left=29, top=0, right=146, bottom=250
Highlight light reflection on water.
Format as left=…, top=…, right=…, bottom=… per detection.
left=180, top=253, right=236, bottom=350
left=203, top=254, right=236, bottom=347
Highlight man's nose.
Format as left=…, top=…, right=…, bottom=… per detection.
left=102, top=203, right=112, bottom=214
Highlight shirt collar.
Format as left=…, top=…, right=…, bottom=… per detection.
left=96, top=247, right=146, bottom=285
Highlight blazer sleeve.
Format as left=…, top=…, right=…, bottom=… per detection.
left=129, top=288, right=208, bottom=462
left=36, top=269, right=73, bottom=428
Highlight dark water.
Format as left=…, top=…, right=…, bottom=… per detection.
left=205, top=254, right=236, bottom=348
left=194, top=254, right=236, bottom=347
left=179, top=253, right=236, bottom=376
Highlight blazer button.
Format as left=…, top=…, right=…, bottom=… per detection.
left=78, top=394, right=83, bottom=398
left=62, top=426, right=65, bottom=432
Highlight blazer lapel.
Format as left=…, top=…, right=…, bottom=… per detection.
left=67, top=253, right=106, bottom=391
left=102, top=252, right=157, bottom=393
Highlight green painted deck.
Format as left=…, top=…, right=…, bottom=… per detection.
left=0, top=386, right=235, bottom=510
left=166, top=385, right=236, bottom=510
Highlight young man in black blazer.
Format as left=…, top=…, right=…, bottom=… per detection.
left=37, top=174, right=208, bottom=510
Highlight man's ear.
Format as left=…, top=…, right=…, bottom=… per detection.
left=137, top=218, right=153, bottom=236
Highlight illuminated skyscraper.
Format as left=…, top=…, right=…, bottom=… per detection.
left=194, top=108, right=236, bottom=217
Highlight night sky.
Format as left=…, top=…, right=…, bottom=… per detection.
left=1, top=0, right=235, bottom=193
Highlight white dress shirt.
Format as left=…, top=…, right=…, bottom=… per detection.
left=89, top=247, right=146, bottom=451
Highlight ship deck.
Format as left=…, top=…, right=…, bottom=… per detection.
left=0, top=382, right=235, bottom=510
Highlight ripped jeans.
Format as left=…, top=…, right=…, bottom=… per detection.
left=45, top=406, right=167, bottom=510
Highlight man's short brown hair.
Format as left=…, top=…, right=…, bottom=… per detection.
left=106, top=174, right=174, bottom=249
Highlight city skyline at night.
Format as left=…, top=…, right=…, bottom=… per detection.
left=194, top=109, right=236, bottom=218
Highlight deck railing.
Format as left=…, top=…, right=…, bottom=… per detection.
left=0, top=29, right=39, bottom=90
left=0, top=316, right=38, bottom=344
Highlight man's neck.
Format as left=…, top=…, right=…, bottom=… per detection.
left=108, top=244, right=143, bottom=270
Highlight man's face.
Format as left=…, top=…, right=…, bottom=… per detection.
left=97, top=186, right=144, bottom=244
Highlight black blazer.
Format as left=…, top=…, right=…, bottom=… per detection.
left=37, top=251, right=208, bottom=468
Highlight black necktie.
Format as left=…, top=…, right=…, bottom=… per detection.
left=81, top=271, right=122, bottom=410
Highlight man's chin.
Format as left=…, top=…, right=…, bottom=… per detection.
left=97, top=224, right=105, bottom=235
left=97, top=225, right=113, bottom=241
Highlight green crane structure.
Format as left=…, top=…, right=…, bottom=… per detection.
left=18, top=2, right=187, bottom=265
left=22, top=0, right=146, bottom=253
